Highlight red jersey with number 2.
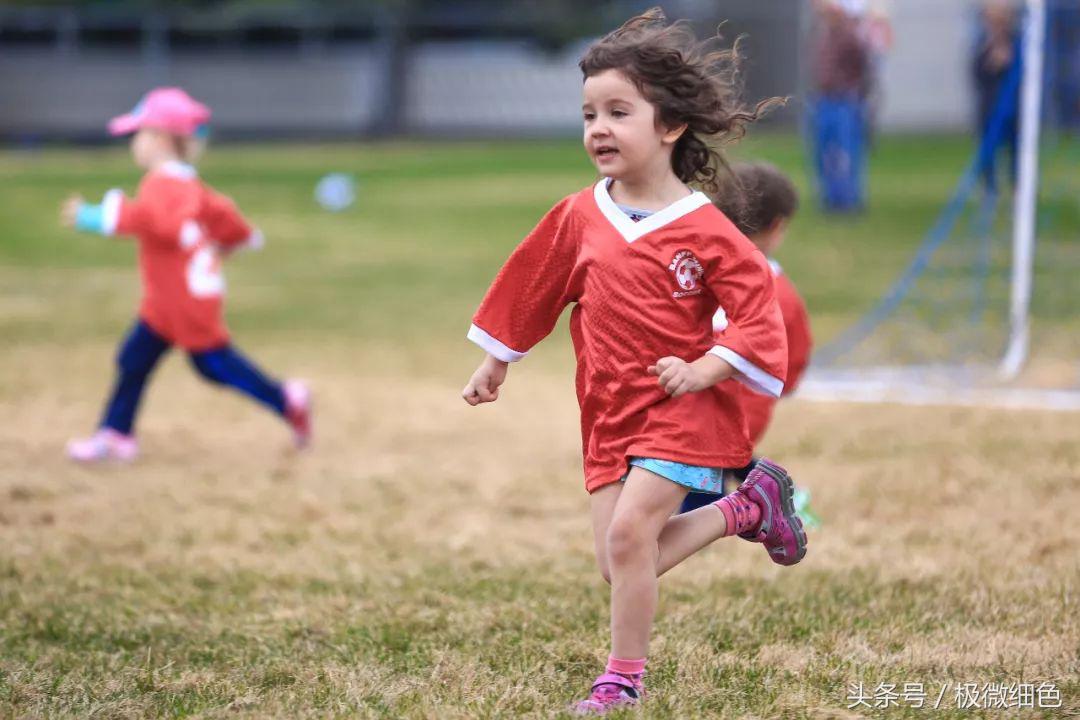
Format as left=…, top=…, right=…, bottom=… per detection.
left=103, top=162, right=261, bottom=351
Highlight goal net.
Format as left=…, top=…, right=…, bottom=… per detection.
left=802, top=0, right=1080, bottom=410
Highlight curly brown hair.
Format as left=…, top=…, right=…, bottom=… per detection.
left=579, top=7, right=785, bottom=194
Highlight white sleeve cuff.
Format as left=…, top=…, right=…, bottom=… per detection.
left=468, top=323, right=527, bottom=363
left=708, top=346, right=784, bottom=398
left=101, top=188, right=123, bottom=236
left=242, top=229, right=265, bottom=251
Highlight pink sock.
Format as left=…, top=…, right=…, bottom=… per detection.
left=606, top=654, right=646, bottom=679
left=713, top=491, right=762, bottom=537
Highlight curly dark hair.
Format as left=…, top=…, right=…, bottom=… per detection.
left=713, top=162, right=800, bottom=236
left=579, top=7, right=785, bottom=194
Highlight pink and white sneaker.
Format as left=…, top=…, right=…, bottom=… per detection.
left=573, top=673, right=643, bottom=715
left=66, top=428, right=139, bottom=463
left=737, top=458, right=807, bottom=566
left=283, top=379, right=312, bottom=449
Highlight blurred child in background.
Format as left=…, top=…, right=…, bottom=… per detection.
left=61, top=87, right=311, bottom=462
left=681, top=162, right=813, bottom=514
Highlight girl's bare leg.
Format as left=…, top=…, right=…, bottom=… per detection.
left=590, top=481, right=730, bottom=584
left=604, top=467, right=687, bottom=658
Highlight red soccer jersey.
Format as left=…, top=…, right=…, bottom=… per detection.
left=470, top=180, right=788, bottom=492
left=718, top=262, right=813, bottom=445
left=100, top=162, right=262, bottom=351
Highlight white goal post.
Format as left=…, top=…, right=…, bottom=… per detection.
left=999, top=0, right=1047, bottom=380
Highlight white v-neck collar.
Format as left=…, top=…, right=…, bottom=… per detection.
left=156, top=161, right=198, bottom=180
left=593, top=178, right=710, bottom=243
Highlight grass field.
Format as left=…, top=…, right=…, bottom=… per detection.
left=1, top=136, right=1078, bottom=718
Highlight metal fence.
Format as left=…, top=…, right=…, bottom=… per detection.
left=1, top=1, right=1045, bottom=141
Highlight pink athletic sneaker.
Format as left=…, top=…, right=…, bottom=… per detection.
left=573, top=673, right=643, bottom=715
left=284, top=379, right=312, bottom=448
left=736, top=459, right=807, bottom=566
left=66, top=428, right=139, bottom=463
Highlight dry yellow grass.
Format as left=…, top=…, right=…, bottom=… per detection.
left=2, top=338, right=1078, bottom=718
left=3, top=136, right=1078, bottom=716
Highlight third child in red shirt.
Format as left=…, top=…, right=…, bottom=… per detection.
left=682, top=162, right=814, bottom=513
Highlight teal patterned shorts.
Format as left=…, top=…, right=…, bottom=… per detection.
left=621, top=457, right=725, bottom=494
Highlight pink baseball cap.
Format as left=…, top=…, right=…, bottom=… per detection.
left=108, top=87, right=211, bottom=137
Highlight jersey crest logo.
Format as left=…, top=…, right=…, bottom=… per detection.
left=669, top=250, right=704, bottom=298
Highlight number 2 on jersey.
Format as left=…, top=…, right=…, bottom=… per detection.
left=180, top=220, right=225, bottom=298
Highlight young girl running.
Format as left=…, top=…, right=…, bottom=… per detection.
left=461, top=9, right=806, bottom=714
left=62, top=87, right=311, bottom=462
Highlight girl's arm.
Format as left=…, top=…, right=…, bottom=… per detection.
left=60, top=194, right=84, bottom=229
left=462, top=195, right=579, bottom=405
left=202, top=190, right=263, bottom=256
left=466, top=194, right=579, bottom=354
left=462, top=354, right=509, bottom=405
left=648, top=353, right=735, bottom=398
left=60, top=191, right=125, bottom=235
left=702, top=245, right=788, bottom=398
left=61, top=186, right=149, bottom=238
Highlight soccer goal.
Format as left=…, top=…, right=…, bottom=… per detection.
left=800, top=0, right=1080, bottom=411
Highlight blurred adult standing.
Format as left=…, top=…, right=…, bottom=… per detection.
left=810, top=0, right=872, bottom=213
left=972, top=0, right=1021, bottom=192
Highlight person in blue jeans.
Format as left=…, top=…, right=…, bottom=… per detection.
left=810, top=0, right=871, bottom=212
left=972, top=0, right=1021, bottom=193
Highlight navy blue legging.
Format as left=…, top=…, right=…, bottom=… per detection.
left=100, top=320, right=285, bottom=435
left=678, top=460, right=757, bottom=514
